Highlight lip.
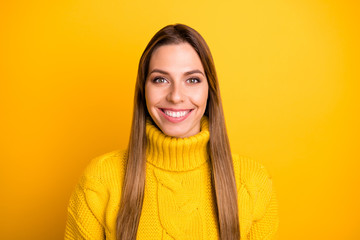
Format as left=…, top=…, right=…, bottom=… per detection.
left=158, top=108, right=193, bottom=123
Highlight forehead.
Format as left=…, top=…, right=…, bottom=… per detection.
left=148, top=43, right=204, bottom=73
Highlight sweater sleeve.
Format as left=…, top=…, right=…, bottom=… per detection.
left=248, top=163, right=279, bottom=240
left=248, top=184, right=279, bottom=239
left=65, top=163, right=109, bottom=240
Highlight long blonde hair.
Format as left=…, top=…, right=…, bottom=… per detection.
left=116, top=24, right=240, bottom=240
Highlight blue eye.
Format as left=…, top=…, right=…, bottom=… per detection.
left=153, top=77, right=168, bottom=83
left=187, top=78, right=200, bottom=84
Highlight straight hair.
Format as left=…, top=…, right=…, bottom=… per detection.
left=116, top=23, right=240, bottom=240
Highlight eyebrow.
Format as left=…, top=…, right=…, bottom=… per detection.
left=149, top=68, right=205, bottom=76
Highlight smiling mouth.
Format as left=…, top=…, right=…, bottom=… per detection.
left=159, top=108, right=193, bottom=118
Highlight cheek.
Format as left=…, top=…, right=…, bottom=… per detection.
left=145, top=84, right=162, bottom=109
left=145, top=83, right=153, bottom=110
left=191, top=87, right=209, bottom=108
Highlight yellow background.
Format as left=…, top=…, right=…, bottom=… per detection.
left=1, top=0, right=359, bottom=239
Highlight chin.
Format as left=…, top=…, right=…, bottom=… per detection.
left=161, top=128, right=189, bottom=138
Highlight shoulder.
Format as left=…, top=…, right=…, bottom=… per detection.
left=80, top=149, right=128, bottom=186
left=68, top=150, right=127, bottom=223
left=232, top=154, right=273, bottom=187
left=66, top=150, right=127, bottom=236
left=74, top=149, right=128, bottom=203
left=232, top=153, right=274, bottom=220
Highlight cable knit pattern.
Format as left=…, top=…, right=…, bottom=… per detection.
left=65, top=117, right=279, bottom=239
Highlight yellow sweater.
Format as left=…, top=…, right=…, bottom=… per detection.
left=65, top=118, right=279, bottom=239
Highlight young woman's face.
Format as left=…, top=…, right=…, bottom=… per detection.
left=145, top=43, right=209, bottom=138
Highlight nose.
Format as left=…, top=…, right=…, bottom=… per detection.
left=166, top=83, right=184, bottom=103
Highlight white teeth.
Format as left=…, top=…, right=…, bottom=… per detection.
left=164, top=110, right=189, bottom=118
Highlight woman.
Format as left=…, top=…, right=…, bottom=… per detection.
left=65, top=24, right=279, bottom=240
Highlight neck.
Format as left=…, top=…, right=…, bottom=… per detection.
left=145, top=117, right=210, bottom=171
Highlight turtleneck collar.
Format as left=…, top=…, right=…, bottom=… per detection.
left=145, top=116, right=210, bottom=172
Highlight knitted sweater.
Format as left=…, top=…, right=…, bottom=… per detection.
left=65, top=117, right=279, bottom=239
